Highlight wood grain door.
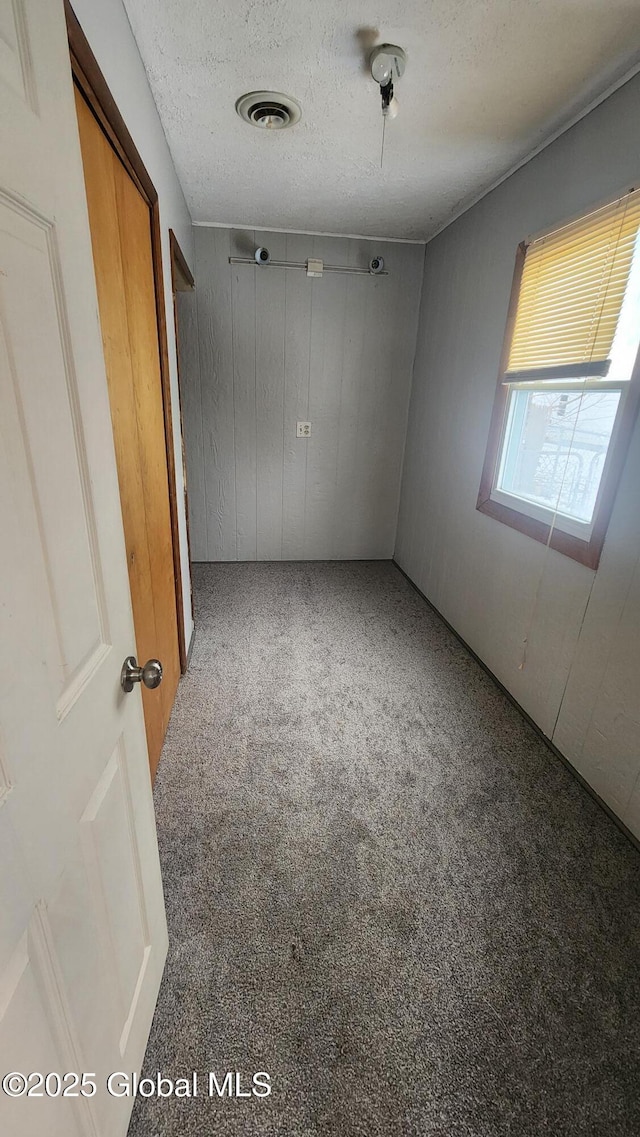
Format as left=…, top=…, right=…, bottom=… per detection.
left=74, top=89, right=180, bottom=780
left=0, top=2, right=167, bottom=1133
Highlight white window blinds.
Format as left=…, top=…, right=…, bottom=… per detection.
left=505, top=188, right=640, bottom=381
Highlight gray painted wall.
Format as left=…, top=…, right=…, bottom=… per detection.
left=180, top=227, right=423, bottom=562
left=395, top=74, right=640, bottom=839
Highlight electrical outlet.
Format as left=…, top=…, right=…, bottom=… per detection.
left=296, top=421, right=311, bottom=438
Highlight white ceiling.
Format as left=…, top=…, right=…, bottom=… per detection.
left=122, top=0, right=640, bottom=242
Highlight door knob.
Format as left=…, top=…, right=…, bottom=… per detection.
left=120, top=655, right=163, bottom=693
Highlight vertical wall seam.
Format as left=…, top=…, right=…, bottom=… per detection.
left=194, top=231, right=208, bottom=560
left=333, top=270, right=349, bottom=558
left=281, top=239, right=287, bottom=558
left=393, top=243, right=427, bottom=562
left=303, top=248, right=314, bottom=558
left=230, top=245, right=238, bottom=560
left=254, top=231, right=258, bottom=559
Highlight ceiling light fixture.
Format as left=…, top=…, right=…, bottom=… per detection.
left=236, top=91, right=302, bottom=130
left=369, top=43, right=406, bottom=165
left=370, top=44, right=406, bottom=115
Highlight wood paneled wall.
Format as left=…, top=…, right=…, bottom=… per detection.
left=178, top=227, right=424, bottom=561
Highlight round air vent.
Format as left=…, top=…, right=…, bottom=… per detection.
left=236, top=91, right=302, bottom=130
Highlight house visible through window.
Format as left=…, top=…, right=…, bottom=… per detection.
left=477, top=188, right=640, bottom=567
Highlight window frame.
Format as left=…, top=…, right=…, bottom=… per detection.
left=477, top=238, right=640, bottom=570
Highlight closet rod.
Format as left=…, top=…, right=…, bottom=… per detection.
left=228, top=257, right=388, bottom=277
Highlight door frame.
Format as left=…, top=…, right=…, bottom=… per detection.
left=65, top=0, right=188, bottom=673
left=170, top=228, right=195, bottom=293
left=169, top=229, right=196, bottom=657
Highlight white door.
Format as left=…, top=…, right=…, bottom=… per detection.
left=0, top=2, right=168, bottom=1135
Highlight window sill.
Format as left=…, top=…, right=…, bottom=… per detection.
left=476, top=493, right=601, bottom=569
left=489, top=488, right=594, bottom=540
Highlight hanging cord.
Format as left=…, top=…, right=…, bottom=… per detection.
left=518, top=379, right=588, bottom=671
left=518, top=196, right=631, bottom=673
left=380, top=112, right=386, bottom=169
left=598, top=549, right=640, bottom=800
left=553, top=544, right=638, bottom=747
left=379, top=78, right=393, bottom=169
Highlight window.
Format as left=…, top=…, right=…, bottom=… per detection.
left=477, top=188, right=640, bottom=568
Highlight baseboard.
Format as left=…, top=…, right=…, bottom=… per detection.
left=392, top=559, right=640, bottom=854
left=190, top=557, right=392, bottom=563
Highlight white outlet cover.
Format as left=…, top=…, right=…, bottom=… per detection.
left=296, top=421, right=311, bottom=437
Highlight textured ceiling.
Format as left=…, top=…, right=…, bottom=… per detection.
left=122, top=0, right=640, bottom=241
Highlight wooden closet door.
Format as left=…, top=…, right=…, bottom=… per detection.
left=74, top=88, right=180, bottom=779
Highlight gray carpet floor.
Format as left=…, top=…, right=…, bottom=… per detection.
left=128, top=561, right=640, bottom=1137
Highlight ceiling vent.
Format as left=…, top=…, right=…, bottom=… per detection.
left=236, top=91, right=302, bottom=130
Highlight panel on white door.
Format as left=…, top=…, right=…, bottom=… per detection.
left=0, top=0, right=36, bottom=107
left=0, top=922, right=86, bottom=1137
left=80, top=741, right=151, bottom=1054
left=0, top=199, right=109, bottom=715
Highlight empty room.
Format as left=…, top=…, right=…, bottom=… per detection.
left=2, top=1, right=640, bottom=1135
